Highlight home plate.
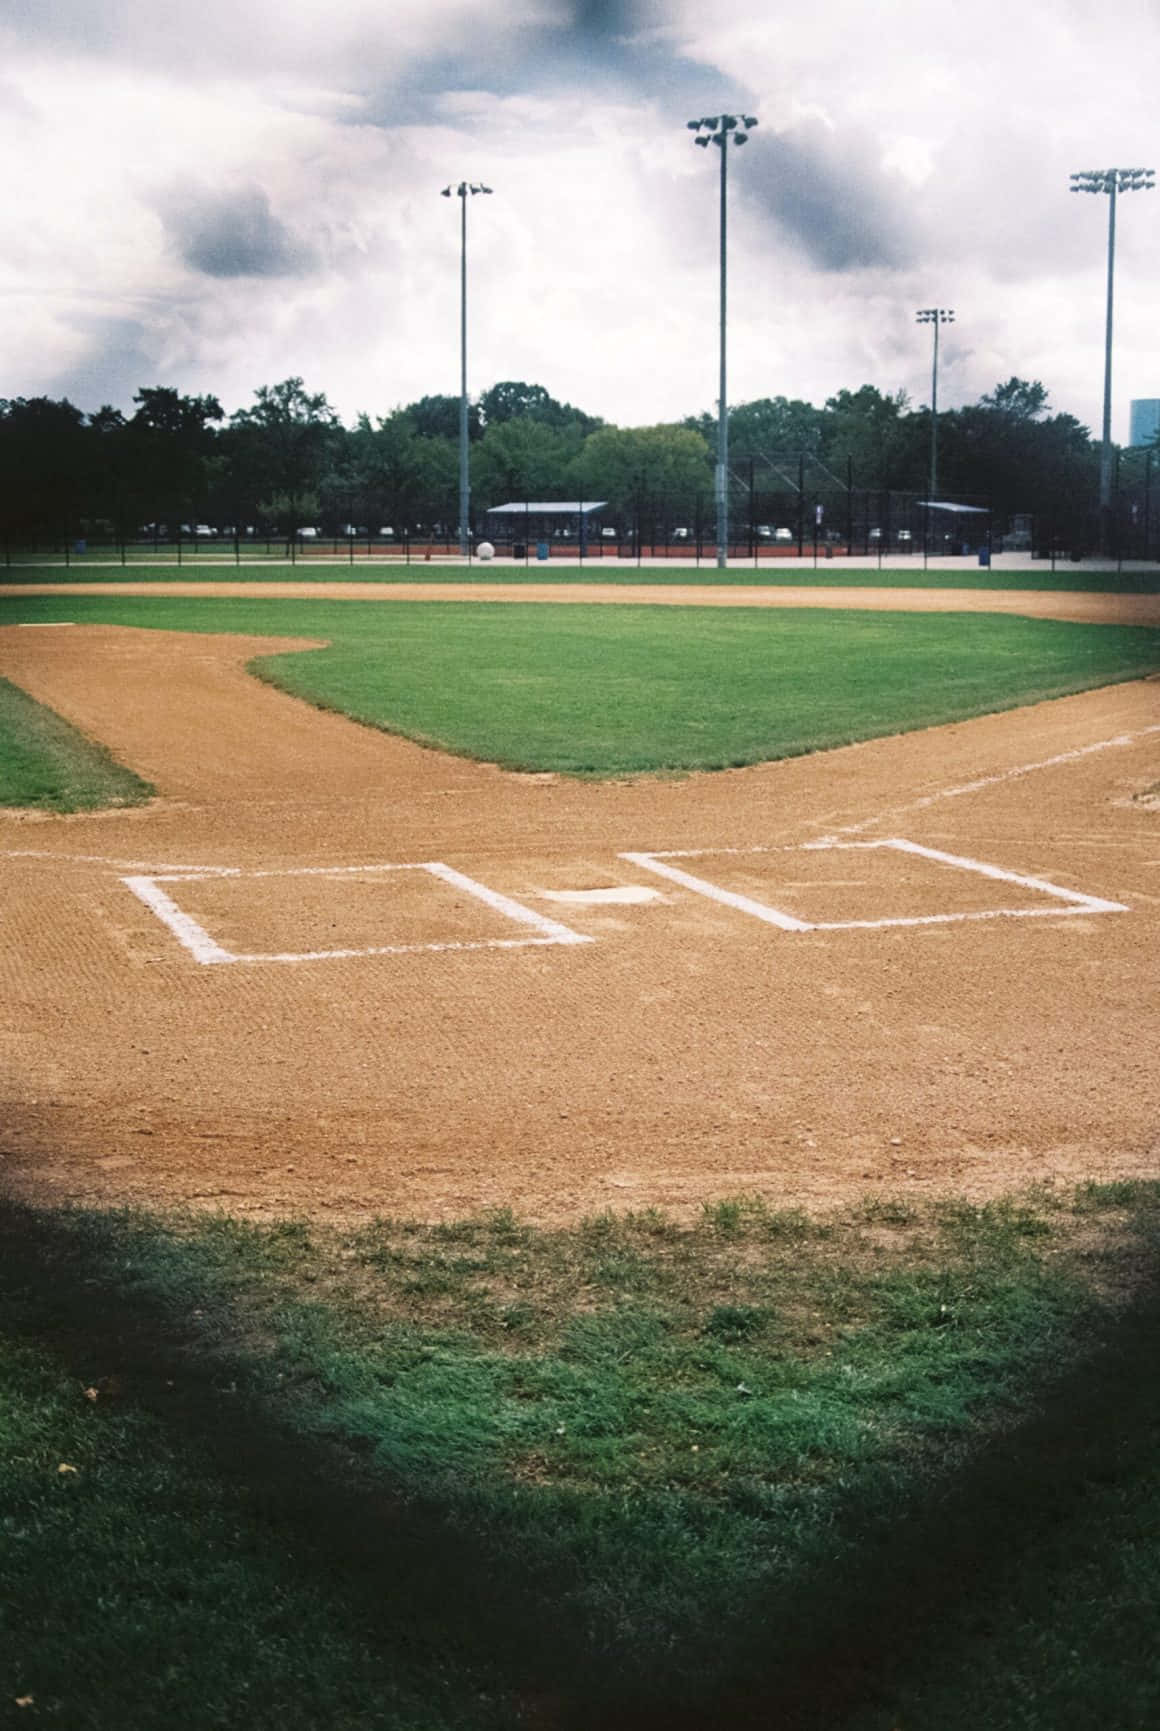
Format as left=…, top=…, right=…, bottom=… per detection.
left=538, top=885, right=664, bottom=905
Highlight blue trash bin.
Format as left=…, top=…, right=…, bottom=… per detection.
left=978, top=548, right=991, bottom=568
left=74, top=538, right=87, bottom=554
left=536, top=541, right=549, bottom=561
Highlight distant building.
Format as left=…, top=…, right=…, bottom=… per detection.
left=1129, top=399, right=1160, bottom=447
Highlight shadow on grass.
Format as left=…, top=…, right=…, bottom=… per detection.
left=1, top=1196, right=1156, bottom=1729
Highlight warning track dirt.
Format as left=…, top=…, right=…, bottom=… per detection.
left=1, top=622, right=1157, bottom=1223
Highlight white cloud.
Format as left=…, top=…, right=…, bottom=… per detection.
left=0, top=1, right=1155, bottom=439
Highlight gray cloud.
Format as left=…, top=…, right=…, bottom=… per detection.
left=357, top=0, right=729, bottom=123
left=744, top=122, right=918, bottom=273
left=43, top=314, right=160, bottom=409
left=156, top=183, right=314, bottom=279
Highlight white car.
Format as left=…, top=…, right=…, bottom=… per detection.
left=378, top=526, right=395, bottom=538
left=773, top=527, right=794, bottom=543
left=297, top=526, right=319, bottom=539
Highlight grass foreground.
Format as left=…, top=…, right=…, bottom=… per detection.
left=2, top=1183, right=1159, bottom=1728
left=2, top=595, right=1158, bottom=783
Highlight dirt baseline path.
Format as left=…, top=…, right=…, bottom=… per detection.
left=5, top=580, right=1160, bottom=627
left=1, top=622, right=1158, bottom=1223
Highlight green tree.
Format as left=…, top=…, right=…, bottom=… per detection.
left=341, top=411, right=457, bottom=534
left=478, top=380, right=600, bottom=436
left=0, top=397, right=93, bottom=538
left=470, top=417, right=589, bottom=510
left=125, top=387, right=224, bottom=528
left=686, top=397, right=825, bottom=461
left=404, top=394, right=483, bottom=442
left=977, top=377, right=1050, bottom=420
left=820, top=385, right=917, bottom=488
left=570, top=424, right=713, bottom=525
left=225, top=378, right=339, bottom=531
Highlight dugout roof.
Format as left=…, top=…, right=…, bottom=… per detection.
left=486, top=501, right=608, bottom=515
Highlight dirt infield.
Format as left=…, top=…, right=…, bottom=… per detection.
left=5, top=579, right=1160, bottom=626
left=1, top=620, right=1158, bottom=1222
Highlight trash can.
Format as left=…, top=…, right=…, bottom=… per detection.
left=978, top=548, right=991, bottom=567
left=536, top=541, right=549, bottom=561
left=74, top=538, right=87, bottom=554
left=512, top=542, right=526, bottom=560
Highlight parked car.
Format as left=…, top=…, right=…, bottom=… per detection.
left=672, top=526, right=690, bottom=540
left=194, top=523, right=217, bottom=537
left=377, top=526, right=395, bottom=538
left=601, top=526, right=617, bottom=539
left=773, top=527, right=794, bottom=543
left=297, top=526, right=319, bottom=539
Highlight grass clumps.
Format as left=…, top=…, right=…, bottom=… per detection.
left=0, top=676, right=153, bottom=810
left=1, top=1185, right=1159, bottom=1727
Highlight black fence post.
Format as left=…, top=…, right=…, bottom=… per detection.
left=846, top=457, right=854, bottom=559
left=1144, top=451, right=1153, bottom=565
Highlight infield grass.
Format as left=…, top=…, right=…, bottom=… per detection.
left=2, top=1183, right=1158, bottom=1728
left=0, top=675, right=153, bottom=811
left=2, top=595, right=1158, bottom=784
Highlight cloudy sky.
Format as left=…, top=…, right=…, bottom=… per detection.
left=1, top=0, right=1156, bottom=438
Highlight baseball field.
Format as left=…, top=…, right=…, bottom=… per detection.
left=2, top=574, right=1159, bottom=1728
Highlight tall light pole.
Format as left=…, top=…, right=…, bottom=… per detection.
left=915, top=307, right=954, bottom=500
left=688, top=113, right=757, bottom=569
left=1070, top=167, right=1154, bottom=556
left=441, top=180, right=493, bottom=559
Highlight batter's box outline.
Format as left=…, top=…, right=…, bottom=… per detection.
left=619, top=839, right=1129, bottom=932
left=122, top=862, right=592, bottom=965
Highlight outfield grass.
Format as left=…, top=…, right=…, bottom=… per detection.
left=0, top=676, right=153, bottom=811
left=3, top=559, right=1159, bottom=592
left=2, top=595, right=1158, bottom=782
left=2, top=1185, right=1158, bottom=1728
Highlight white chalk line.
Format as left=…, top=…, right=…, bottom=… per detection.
left=619, top=852, right=812, bottom=930
left=122, top=861, right=591, bottom=965
left=4, top=849, right=238, bottom=874
left=621, top=836, right=1127, bottom=931
left=123, top=875, right=235, bottom=965
left=827, top=724, right=1160, bottom=840
left=538, top=885, right=663, bottom=905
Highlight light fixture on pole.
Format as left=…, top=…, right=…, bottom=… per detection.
left=915, top=307, right=954, bottom=502
left=687, top=113, right=758, bottom=569
left=441, top=180, right=493, bottom=559
left=1070, top=168, right=1154, bottom=556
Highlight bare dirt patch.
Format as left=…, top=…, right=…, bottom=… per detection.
left=1, top=622, right=1158, bottom=1223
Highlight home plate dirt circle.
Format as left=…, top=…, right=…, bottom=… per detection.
left=1, top=621, right=1157, bottom=1223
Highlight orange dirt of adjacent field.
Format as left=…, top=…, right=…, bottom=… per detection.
left=1, top=619, right=1158, bottom=1224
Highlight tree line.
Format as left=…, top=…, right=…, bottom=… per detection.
left=1, top=373, right=1155, bottom=551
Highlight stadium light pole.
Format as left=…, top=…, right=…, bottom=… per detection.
left=688, top=113, right=758, bottom=569
left=915, top=308, right=954, bottom=501
left=442, top=180, right=493, bottom=559
left=1070, top=167, right=1154, bottom=555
